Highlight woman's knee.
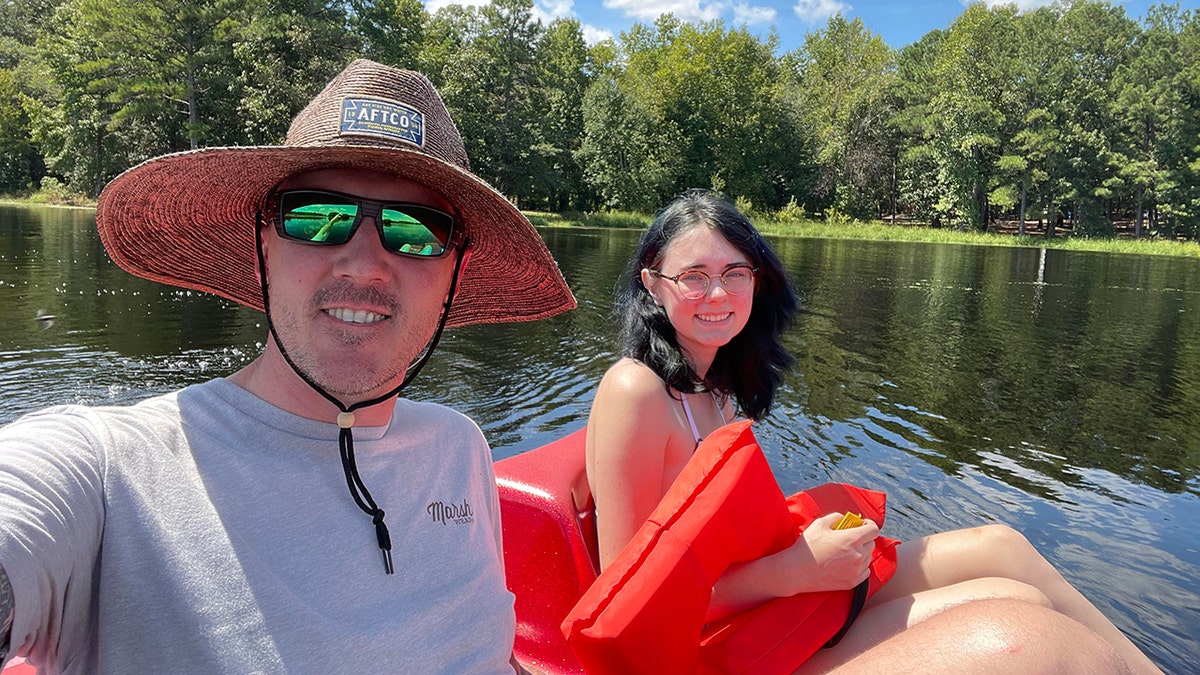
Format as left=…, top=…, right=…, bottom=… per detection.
left=958, top=524, right=1052, bottom=577
left=824, top=599, right=1130, bottom=674
left=971, top=523, right=1033, bottom=554
left=955, top=576, right=1052, bottom=609
left=951, top=600, right=1130, bottom=673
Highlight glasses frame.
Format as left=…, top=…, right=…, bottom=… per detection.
left=647, top=265, right=758, bottom=300
left=272, top=188, right=457, bottom=258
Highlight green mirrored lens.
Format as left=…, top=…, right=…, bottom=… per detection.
left=282, top=199, right=357, bottom=244
left=380, top=208, right=448, bottom=256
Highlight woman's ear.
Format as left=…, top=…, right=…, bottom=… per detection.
left=639, top=268, right=662, bottom=306
left=639, top=267, right=654, bottom=290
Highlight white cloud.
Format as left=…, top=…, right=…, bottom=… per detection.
left=542, top=0, right=573, bottom=14
left=582, top=24, right=616, bottom=44
left=530, top=0, right=567, bottom=25
left=602, top=0, right=726, bottom=23
left=424, top=0, right=608, bottom=45
left=793, top=0, right=851, bottom=24
left=733, top=3, right=777, bottom=25
left=538, top=0, right=576, bottom=19
left=425, top=0, right=488, bottom=12
left=425, top=0, right=772, bottom=41
left=968, top=0, right=1053, bottom=10
left=427, top=0, right=574, bottom=21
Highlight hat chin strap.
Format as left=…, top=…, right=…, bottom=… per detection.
left=254, top=212, right=468, bottom=575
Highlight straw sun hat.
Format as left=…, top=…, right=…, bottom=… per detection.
left=96, top=58, right=575, bottom=329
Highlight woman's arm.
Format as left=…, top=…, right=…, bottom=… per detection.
left=586, top=360, right=676, bottom=570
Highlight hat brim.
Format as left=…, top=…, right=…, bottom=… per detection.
left=97, top=144, right=576, bottom=329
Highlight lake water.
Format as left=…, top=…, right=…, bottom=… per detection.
left=2, top=204, right=1198, bottom=670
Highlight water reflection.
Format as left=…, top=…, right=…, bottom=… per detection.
left=1, top=205, right=1198, bottom=669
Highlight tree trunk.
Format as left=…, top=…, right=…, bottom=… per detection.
left=973, top=180, right=987, bottom=232
left=186, top=22, right=199, bottom=150
left=92, top=126, right=105, bottom=197
left=1135, top=186, right=1144, bottom=239
left=1018, top=181, right=1027, bottom=236
left=889, top=156, right=897, bottom=223
left=188, top=69, right=199, bottom=150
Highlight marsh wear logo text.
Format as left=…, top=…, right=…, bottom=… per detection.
left=427, top=499, right=474, bottom=525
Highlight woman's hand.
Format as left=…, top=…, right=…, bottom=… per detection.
left=776, top=512, right=879, bottom=596
left=708, top=512, right=879, bottom=621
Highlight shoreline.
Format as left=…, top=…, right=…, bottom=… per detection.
left=0, top=198, right=96, bottom=211
left=5, top=198, right=1198, bottom=259
left=528, top=211, right=1200, bottom=260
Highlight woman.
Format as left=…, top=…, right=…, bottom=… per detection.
left=585, top=189, right=1160, bottom=673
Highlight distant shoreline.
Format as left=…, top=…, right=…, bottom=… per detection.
left=0, top=198, right=95, bottom=210
left=4, top=198, right=1197, bottom=259
left=528, top=211, right=1200, bottom=260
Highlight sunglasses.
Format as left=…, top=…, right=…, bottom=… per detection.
left=274, top=189, right=456, bottom=257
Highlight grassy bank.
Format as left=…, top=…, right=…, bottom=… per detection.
left=5, top=197, right=1199, bottom=259
left=1, top=181, right=95, bottom=208
left=526, top=210, right=1200, bottom=259
left=0, top=198, right=95, bottom=210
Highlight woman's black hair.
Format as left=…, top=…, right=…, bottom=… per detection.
left=616, top=189, right=798, bottom=421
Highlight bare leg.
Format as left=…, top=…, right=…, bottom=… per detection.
left=868, top=525, right=1160, bottom=674
left=796, top=598, right=1132, bottom=675
left=804, top=576, right=1052, bottom=666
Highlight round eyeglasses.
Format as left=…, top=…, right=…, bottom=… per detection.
left=647, top=266, right=757, bottom=299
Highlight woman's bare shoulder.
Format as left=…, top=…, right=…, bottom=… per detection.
left=597, top=357, right=672, bottom=398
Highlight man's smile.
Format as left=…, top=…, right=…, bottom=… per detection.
left=324, top=307, right=390, bottom=324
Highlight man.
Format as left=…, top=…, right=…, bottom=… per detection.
left=0, top=59, right=574, bottom=673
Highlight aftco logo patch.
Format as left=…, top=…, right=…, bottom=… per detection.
left=340, top=97, right=424, bottom=147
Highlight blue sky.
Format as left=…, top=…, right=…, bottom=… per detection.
left=426, top=0, right=1198, bottom=53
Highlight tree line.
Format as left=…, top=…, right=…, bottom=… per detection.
left=1, top=0, right=1198, bottom=239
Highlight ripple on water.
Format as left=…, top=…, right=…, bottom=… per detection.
left=0, top=345, right=257, bottom=425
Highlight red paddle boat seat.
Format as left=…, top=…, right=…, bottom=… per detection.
left=495, top=427, right=598, bottom=675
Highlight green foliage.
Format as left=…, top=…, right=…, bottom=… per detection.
left=823, top=206, right=855, bottom=226
left=0, top=69, right=42, bottom=191
left=433, top=0, right=543, bottom=204
left=774, top=196, right=807, bottom=223
left=733, top=195, right=757, bottom=220
left=233, top=1, right=355, bottom=145
left=750, top=216, right=1200, bottom=258
left=524, top=209, right=649, bottom=229
left=532, top=18, right=590, bottom=210
left=351, top=0, right=426, bottom=70
left=578, top=75, right=683, bottom=211
left=791, top=14, right=894, bottom=219
left=891, top=29, right=947, bottom=225
left=929, top=2, right=1021, bottom=231
left=0, top=0, right=60, bottom=72
left=579, top=16, right=802, bottom=211
left=27, top=174, right=85, bottom=204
